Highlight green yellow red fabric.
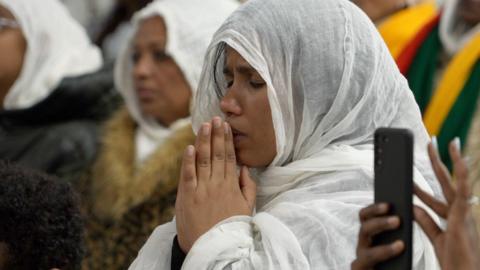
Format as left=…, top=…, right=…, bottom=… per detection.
left=379, top=4, right=480, bottom=166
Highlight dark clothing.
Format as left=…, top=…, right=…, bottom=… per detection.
left=171, top=235, right=186, bottom=270
left=0, top=64, right=120, bottom=182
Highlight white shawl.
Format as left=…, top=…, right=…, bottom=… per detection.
left=130, top=0, right=441, bottom=269
left=1, top=0, right=102, bottom=110
left=114, top=0, right=239, bottom=163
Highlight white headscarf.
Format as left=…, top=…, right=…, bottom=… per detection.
left=1, top=0, right=102, bottom=110
left=114, top=0, right=239, bottom=163
left=129, top=0, right=441, bottom=269
left=440, top=0, right=480, bottom=56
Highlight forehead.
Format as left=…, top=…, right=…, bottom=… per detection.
left=225, top=46, right=250, bottom=66
left=134, top=16, right=167, bottom=46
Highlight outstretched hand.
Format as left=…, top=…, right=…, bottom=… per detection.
left=175, top=117, right=256, bottom=253
left=413, top=140, right=480, bottom=270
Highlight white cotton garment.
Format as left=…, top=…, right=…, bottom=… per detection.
left=1, top=0, right=102, bottom=110
left=114, top=0, right=239, bottom=162
left=129, top=0, right=441, bottom=269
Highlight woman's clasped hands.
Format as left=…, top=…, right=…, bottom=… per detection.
left=175, top=117, right=257, bottom=253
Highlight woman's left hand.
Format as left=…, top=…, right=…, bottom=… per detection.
left=414, top=141, right=480, bottom=270
left=175, top=117, right=257, bottom=253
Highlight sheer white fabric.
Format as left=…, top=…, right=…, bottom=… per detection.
left=114, top=0, right=239, bottom=162
left=129, top=0, right=441, bottom=269
left=1, top=0, right=102, bottom=109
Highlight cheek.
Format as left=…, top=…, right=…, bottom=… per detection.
left=258, top=112, right=277, bottom=160
left=249, top=93, right=277, bottom=164
left=0, top=33, right=26, bottom=82
left=153, top=64, right=190, bottom=103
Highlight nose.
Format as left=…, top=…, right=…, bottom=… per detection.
left=133, top=55, right=152, bottom=81
left=220, top=88, right=242, bottom=117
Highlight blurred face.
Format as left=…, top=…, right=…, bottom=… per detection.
left=132, top=16, right=191, bottom=126
left=0, top=5, right=26, bottom=108
left=459, top=0, right=480, bottom=25
left=220, top=47, right=277, bottom=168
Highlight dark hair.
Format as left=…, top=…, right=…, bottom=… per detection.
left=213, top=42, right=227, bottom=99
left=0, top=161, right=84, bottom=270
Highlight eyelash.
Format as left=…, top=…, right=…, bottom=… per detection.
left=225, top=80, right=265, bottom=89
left=131, top=51, right=168, bottom=63
left=153, top=51, right=168, bottom=62
left=250, top=81, right=265, bottom=89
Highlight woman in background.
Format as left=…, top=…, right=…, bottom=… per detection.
left=0, top=0, right=114, bottom=182
left=81, top=0, right=238, bottom=268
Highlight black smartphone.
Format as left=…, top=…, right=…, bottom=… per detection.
left=373, top=128, right=413, bottom=270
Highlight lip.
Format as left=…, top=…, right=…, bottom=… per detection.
left=230, top=127, right=247, bottom=146
left=136, top=87, right=155, bottom=100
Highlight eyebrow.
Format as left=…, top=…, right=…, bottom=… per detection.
left=223, top=64, right=256, bottom=76
left=133, top=41, right=166, bottom=51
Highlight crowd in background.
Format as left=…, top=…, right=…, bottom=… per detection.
left=0, top=0, right=479, bottom=269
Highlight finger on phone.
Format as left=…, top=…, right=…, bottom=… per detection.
left=360, top=216, right=400, bottom=238
left=356, top=240, right=405, bottom=269
left=358, top=216, right=400, bottom=248
left=359, top=203, right=389, bottom=221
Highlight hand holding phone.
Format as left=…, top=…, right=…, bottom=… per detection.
left=351, top=128, right=413, bottom=270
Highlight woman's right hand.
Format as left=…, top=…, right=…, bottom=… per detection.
left=351, top=203, right=404, bottom=270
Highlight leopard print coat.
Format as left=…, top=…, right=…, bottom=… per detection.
left=79, top=108, right=195, bottom=270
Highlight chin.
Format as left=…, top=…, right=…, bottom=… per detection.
left=235, top=149, right=270, bottom=168
left=236, top=149, right=254, bottom=167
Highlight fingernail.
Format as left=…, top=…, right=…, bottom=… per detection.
left=243, top=166, right=250, bottom=176
left=202, top=123, right=210, bottom=136
left=378, top=203, right=389, bottom=212
left=431, top=136, right=438, bottom=152
left=213, top=117, right=222, bottom=128
left=224, top=122, right=229, bottom=134
left=392, top=240, right=404, bottom=251
left=453, top=137, right=461, bottom=151
left=388, top=216, right=399, bottom=226
left=465, top=156, right=474, bottom=168
left=186, top=145, right=194, bottom=156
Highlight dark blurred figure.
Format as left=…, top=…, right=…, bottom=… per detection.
left=94, top=0, right=153, bottom=61
left=60, top=0, right=115, bottom=38
left=0, top=0, right=118, bottom=183
left=0, top=161, right=84, bottom=270
left=352, top=0, right=424, bottom=22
